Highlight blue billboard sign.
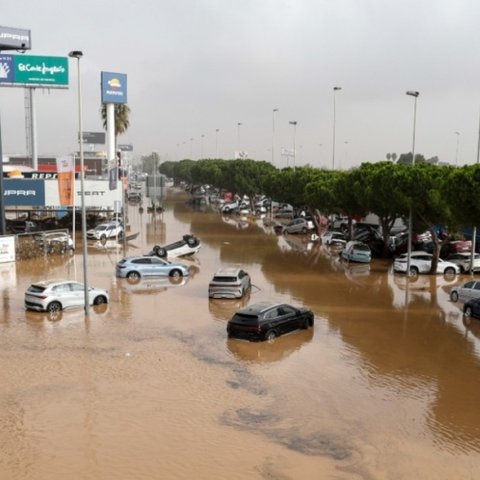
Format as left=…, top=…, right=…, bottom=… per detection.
left=3, top=179, right=45, bottom=206
left=101, top=71, right=127, bottom=104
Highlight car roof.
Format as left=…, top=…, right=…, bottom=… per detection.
left=213, top=267, right=243, bottom=276
left=237, top=301, right=282, bottom=315
left=30, top=279, right=76, bottom=288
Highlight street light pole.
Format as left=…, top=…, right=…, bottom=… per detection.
left=454, top=131, right=460, bottom=166
left=69, top=50, right=89, bottom=315
left=406, top=90, right=419, bottom=277
left=332, top=86, right=342, bottom=170
left=237, top=122, right=242, bottom=155
left=289, top=121, right=297, bottom=168
left=272, top=108, right=278, bottom=165
left=215, top=129, right=219, bottom=158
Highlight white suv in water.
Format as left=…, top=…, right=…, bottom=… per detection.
left=208, top=267, right=251, bottom=299
left=87, top=222, right=124, bottom=241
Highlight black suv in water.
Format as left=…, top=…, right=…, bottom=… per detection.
left=227, top=301, right=314, bottom=342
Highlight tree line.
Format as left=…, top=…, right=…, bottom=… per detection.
left=155, top=157, right=480, bottom=259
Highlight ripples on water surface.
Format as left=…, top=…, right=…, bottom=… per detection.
left=1, top=189, right=480, bottom=479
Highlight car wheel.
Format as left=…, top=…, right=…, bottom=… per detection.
left=187, top=237, right=196, bottom=247
left=169, top=269, right=183, bottom=278
left=93, top=295, right=107, bottom=305
left=224, top=207, right=230, bottom=213
left=47, top=301, right=62, bottom=313
left=450, top=291, right=459, bottom=302
left=464, top=306, right=473, bottom=318
left=156, top=247, right=167, bottom=258
left=127, top=271, right=141, bottom=282
left=444, top=267, right=456, bottom=275
left=301, top=317, right=310, bottom=329
left=409, top=266, right=419, bottom=276
left=264, top=329, right=277, bottom=342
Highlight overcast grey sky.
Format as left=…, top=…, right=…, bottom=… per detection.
left=1, top=0, right=480, bottom=169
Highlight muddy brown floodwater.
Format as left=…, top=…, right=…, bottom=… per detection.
left=1, top=188, right=480, bottom=480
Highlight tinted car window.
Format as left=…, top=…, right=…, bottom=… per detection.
left=464, top=281, right=475, bottom=288
left=232, top=313, right=258, bottom=325
left=213, top=276, right=236, bottom=282
left=133, top=258, right=151, bottom=264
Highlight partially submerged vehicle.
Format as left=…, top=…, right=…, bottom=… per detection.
left=341, top=241, right=372, bottom=263
left=149, top=234, right=201, bottom=258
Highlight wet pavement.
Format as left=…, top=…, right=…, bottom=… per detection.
left=1, top=187, right=480, bottom=479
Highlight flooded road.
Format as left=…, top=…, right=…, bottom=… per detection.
left=1, top=188, right=480, bottom=479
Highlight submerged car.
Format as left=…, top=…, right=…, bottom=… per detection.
left=116, top=255, right=190, bottom=281
left=282, top=218, right=314, bottom=235
left=463, top=297, right=480, bottom=320
left=321, top=230, right=347, bottom=246
left=149, top=234, right=201, bottom=258
left=33, top=231, right=74, bottom=253
left=87, top=222, right=124, bottom=241
left=341, top=241, right=372, bottom=263
left=450, top=280, right=480, bottom=302
left=24, top=280, right=109, bottom=313
left=227, top=301, right=314, bottom=342
left=208, top=267, right=251, bottom=299
left=445, top=252, right=480, bottom=273
left=393, top=251, right=460, bottom=276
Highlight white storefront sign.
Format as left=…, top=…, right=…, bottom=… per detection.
left=44, top=179, right=120, bottom=208
left=0, top=235, right=16, bottom=263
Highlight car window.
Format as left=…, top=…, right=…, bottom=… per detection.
left=264, top=308, right=281, bottom=320
left=133, top=258, right=151, bottom=264
left=474, top=283, right=480, bottom=290
left=151, top=257, right=168, bottom=265
left=53, top=283, right=71, bottom=293
left=71, top=283, right=84, bottom=292
left=464, top=281, right=475, bottom=289
left=281, top=305, right=296, bottom=315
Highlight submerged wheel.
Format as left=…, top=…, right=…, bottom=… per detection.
left=169, top=269, right=182, bottom=278
left=464, top=306, right=473, bottom=317
left=444, top=267, right=456, bottom=275
left=127, top=271, right=141, bottom=281
left=47, top=301, right=61, bottom=313
left=264, top=329, right=277, bottom=342
left=409, top=266, right=419, bottom=276
left=450, top=291, right=459, bottom=302
left=93, top=295, right=107, bottom=305
left=187, top=237, right=196, bottom=246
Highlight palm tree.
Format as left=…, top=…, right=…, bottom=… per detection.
left=100, top=103, right=131, bottom=141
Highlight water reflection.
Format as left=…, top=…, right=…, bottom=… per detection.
left=226, top=328, right=314, bottom=363
left=208, top=291, right=251, bottom=321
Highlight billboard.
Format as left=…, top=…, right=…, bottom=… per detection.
left=3, top=179, right=45, bottom=206
left=81, top=132, right=106, bottom=144
left=0, top=54, right=68, bottom=88
left=0, top=26, right=31, bottom=50
left=101, top=71, right=127, bottom=104
left=118, top=144, right=133, bottom=151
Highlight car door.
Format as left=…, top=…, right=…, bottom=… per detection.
left=69, top=282, right=86, bottom=307
left=459, top=281, right=476, bottom=301
left=416, top=254, right=433, bottom=273
left=132, top=257, right=153, bottom=276
left=150, top=257, right=169, bottom=276
left=274, top=305, right=298, bottom=335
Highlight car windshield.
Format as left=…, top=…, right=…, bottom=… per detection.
left=231, top=313, right=258, bottom=325
left=27, top=284, right=47, bottom=293
left=213, top=276, right=237, bottom=282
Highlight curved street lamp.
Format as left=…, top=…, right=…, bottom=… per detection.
left=289, top=121, right=297, bottom=168
left=272, top=108, right=279, bottom=165
left=406, top=90, right=420, bottom=277
left=332, top=86, right=342, bottom=169
left=68, top=50, right=89, bottom=315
